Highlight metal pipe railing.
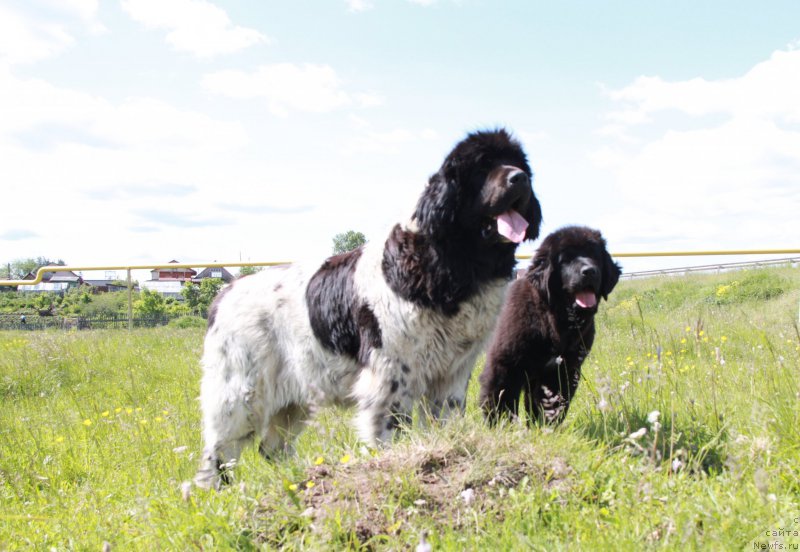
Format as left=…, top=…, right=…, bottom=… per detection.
left=1, top=251, right=798, bottom=330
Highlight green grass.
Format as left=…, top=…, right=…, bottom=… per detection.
left=1, top=265, right=799, bottom=550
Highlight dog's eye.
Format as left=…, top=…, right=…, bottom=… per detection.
left=481, top=220, right=494, bottom=239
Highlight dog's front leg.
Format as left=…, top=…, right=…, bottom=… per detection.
left=352, top=358, right=416, bottom=445
left=419, top=352, right=476, bottom=425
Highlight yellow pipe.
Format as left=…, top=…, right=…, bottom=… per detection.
left=1, top=250, right=798, bottom=287
left=0, top=261, right=291, bottom=287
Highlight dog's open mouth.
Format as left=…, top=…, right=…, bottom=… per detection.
left=574, top=290, right=598, bottom=309
left=495, top=210, right=529, bottom=243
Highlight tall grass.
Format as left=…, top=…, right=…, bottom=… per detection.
left=1, top=266, right=798, bottom=550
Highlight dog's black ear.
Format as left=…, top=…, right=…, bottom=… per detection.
left=601, top=249, right=621, bottom=300
left=529, top=252, right=554, bottom=304
left=412, top=172, right=460, bottom=237
left=524, top=193, right=543, bottom=242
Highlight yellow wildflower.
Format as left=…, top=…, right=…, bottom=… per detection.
left=314, top=456, right=324, bottom=465
left=340, top=454, right=351, bottom=464
left=306, top=481, right=316, bottom=489
left=83, top=419, right=92, bottom=426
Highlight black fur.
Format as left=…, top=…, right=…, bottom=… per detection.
left=306, top=248, right=383, bottom=365
left=479, top=226, right=621, bottom=425
left=382, top=129, right=542, bottom=316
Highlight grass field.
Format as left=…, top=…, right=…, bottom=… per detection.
left=1, top=266, right=799, bottom=550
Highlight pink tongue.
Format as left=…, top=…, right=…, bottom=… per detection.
left=575, top=291, right=597, bottom=309
left=496, top=210, right=529, bottom=243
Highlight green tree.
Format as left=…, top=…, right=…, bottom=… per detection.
left=59, top=287, right=92, bottom=315
left=7, top=257, right=66, bottom=279
left=33, top=292, right=56, bottom=311
left=238, top=265, right=262, bottom=277
left=180, top=283, right=202, bottom=314
left=198, top=278, right=224, bottom=316
left=332, top=230, right=367, bottom=255
left=133, top=288, right=167, bottom=317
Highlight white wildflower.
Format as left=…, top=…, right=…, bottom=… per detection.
left=181, top=481, right=192, bottom=502
left=416, top=531, right=432, bottom=552
left=460, top=488, right=475, bottom=505
left=629, top=427, right=647, bottom=440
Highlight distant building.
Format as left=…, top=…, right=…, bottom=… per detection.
left=141, top=261, right=235, bottom=299
left=19, top=270, right=83, bottom=293
left=148, top=260, right=197, bottom=282
left=141, top=260, right=196, bottom=299
left=193, top=267, right=234, bottom=284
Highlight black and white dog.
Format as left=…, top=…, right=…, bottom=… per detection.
left=195, top=129, right=541, bottom=488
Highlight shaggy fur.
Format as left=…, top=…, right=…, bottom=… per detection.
left=195, top=129, right=542, bottom=488
left=479, top=226, right=621, bottom=426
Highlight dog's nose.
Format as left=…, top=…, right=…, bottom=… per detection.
left=581, top=266, right=598, bottom=279
left=507, top=169, right=529, bottom=188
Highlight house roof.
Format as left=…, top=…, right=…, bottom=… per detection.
left=23, top=270, right=81, bottom=283
left=151, top=261, right=197, bottom=276
left=194, top=267, right=234, bottom=282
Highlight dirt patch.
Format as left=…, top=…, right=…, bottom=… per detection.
left=257, top=429, right=577, bottom=546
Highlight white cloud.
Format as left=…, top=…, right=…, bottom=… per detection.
left=203, top=63, right=383, bottom=116
left=121, top=0, right=267, bottom=58
left=518, top=130, right=549, bottom=144
left=0, top=5, right=74, bottom=65
left=0, top=70, right=246, bottom=151
left=346, top=0, right=448, bottom=11
left=43, top=0, right=106, bottom=33
left=605, top=49, right=800, bottom=126
left=0, top=66, right=255, bottom=265
left=342, top=126, right=439, bottom=155
left=346, top=0, right=374, bottom=12
left=594, top=47, right=800, bottom=250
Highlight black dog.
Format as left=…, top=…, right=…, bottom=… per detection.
left=479, top=226, right=621, bottom=425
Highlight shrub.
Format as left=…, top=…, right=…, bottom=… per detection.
left=168, top=315, right=206, bottom=329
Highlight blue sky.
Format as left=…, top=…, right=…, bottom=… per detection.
left=1, top=0, right=799, bottom=279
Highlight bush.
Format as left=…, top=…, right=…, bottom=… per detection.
left=168, top=315, right=207, bottom=329
left=82, top=291, right=129, bottom=317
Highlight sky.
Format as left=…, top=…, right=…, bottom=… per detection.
left=1, top=0, right=799, bottom=281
